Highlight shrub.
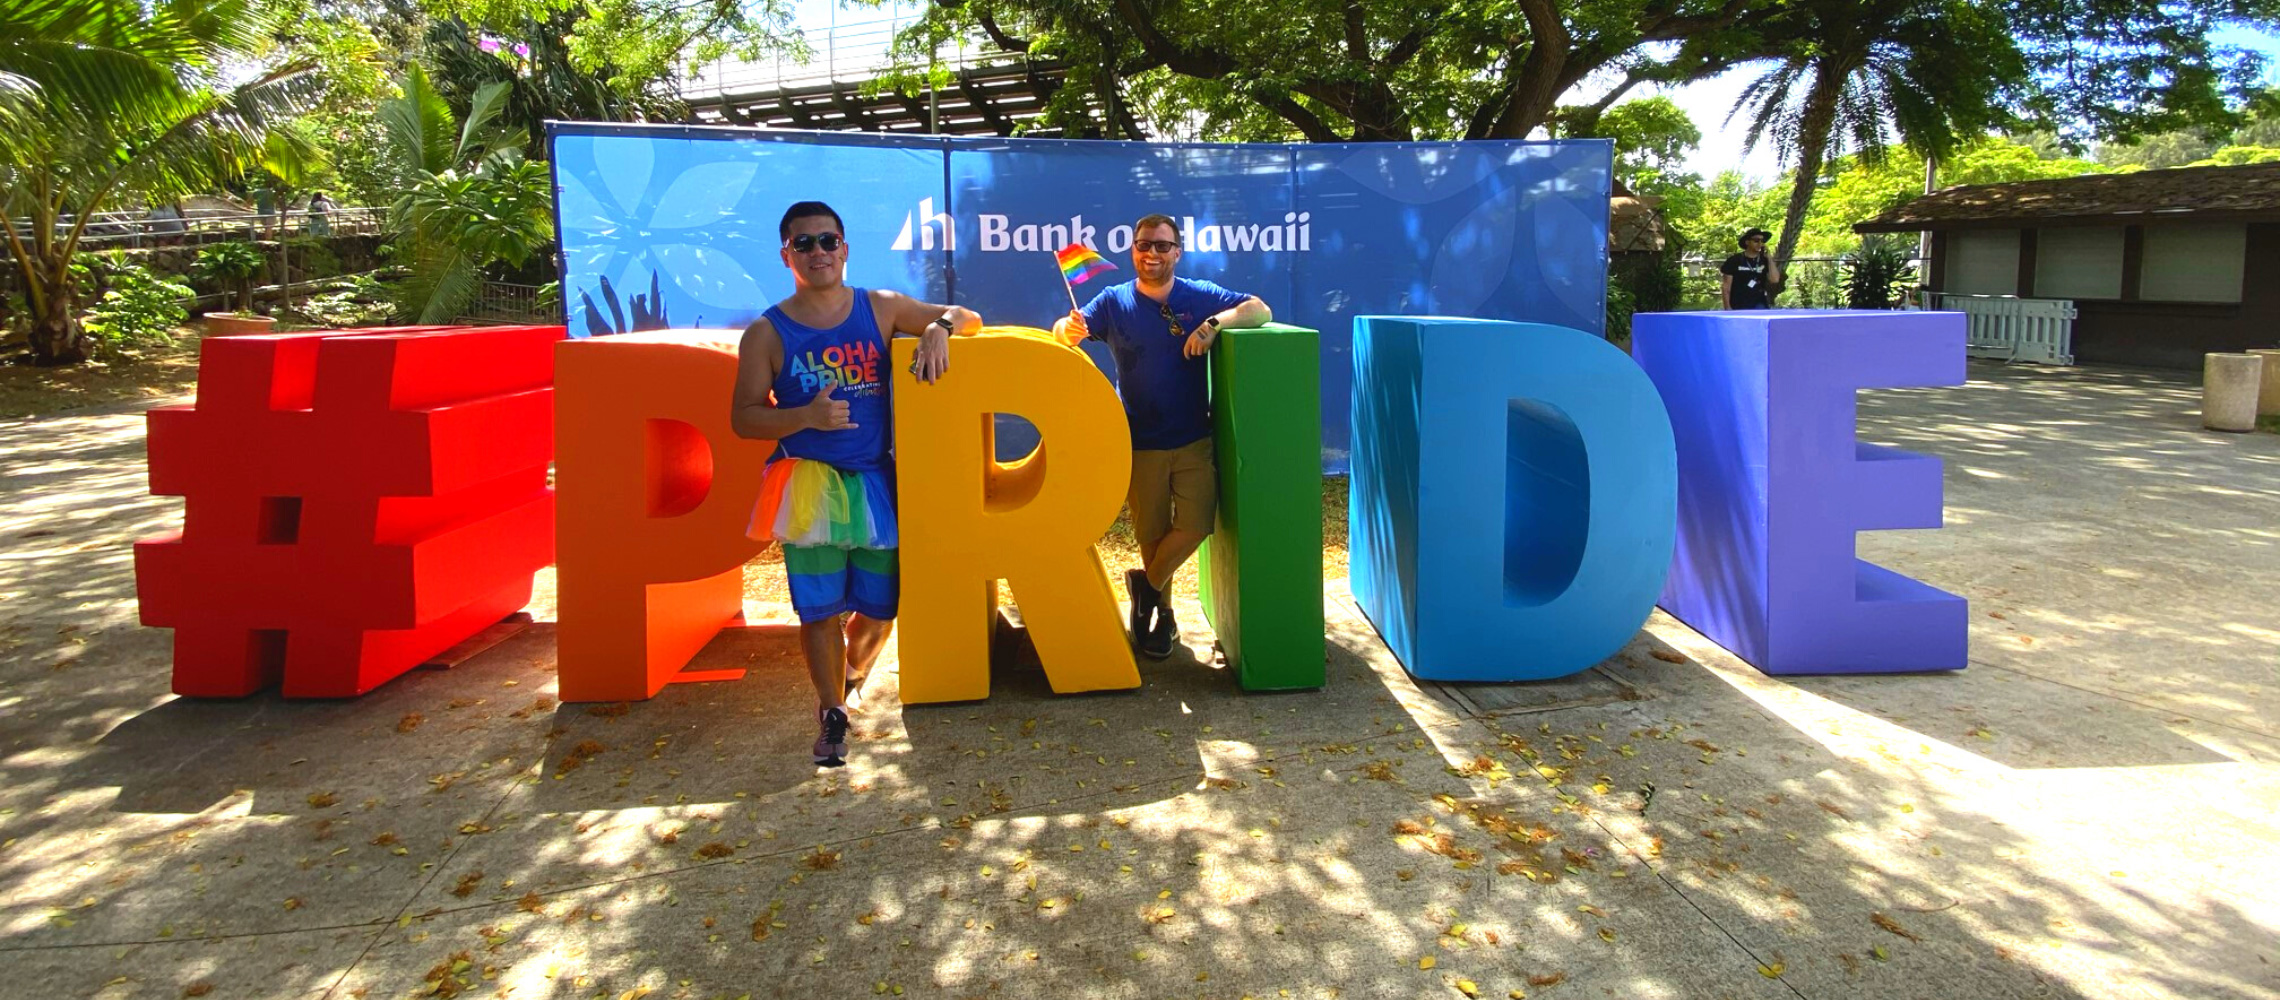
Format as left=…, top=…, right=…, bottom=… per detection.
left=1842, top=237, right=1920, bottom=309
left=83, top=255, right=194, bottom=353
left=195, top=242, right=266, bottom=313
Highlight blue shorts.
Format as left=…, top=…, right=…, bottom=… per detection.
left=783, top=545, right=899, bottom=623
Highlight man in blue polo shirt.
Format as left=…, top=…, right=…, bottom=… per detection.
left=1053, top=213, right=1272, bottom=658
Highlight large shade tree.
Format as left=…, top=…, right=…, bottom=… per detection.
left=881, top=0, right=1794, bottom=141
left=891, top=0, right=2275, bottom=270
left=2, top=0, right=317, bottom=365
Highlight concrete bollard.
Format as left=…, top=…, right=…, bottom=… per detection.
left=2203, top=353, right=2263, bottom=432
left=2248, top=348, right=2280, bottom=419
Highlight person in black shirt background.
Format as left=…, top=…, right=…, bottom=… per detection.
left=1720, top=228, right=1783, bottom=309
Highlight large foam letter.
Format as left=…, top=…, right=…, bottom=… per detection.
left=1632, top=310, right=1967, bottom=674
left=894, top=329, right=1139, bottom=703
left=556, top=331, right=773, bottom=701
left=1348, top=317, right=1676, bottom=681
left=137, top=325, right=558, bottom=697
left=1197, top=323, right=1325, bottom=691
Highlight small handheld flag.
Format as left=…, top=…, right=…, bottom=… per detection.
left=1053, top=244, right=1116, bottom=310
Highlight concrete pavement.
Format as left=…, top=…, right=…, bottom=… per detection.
left=0, top=361, right=2274, bottom=1000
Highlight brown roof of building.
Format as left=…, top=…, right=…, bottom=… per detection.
left=1607, top=177, right=1667, bottom=253
left=1854, top=162, right=2280, bottom=233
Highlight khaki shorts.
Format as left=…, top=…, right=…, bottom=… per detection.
left=1127, top=437, right=1218, bottom=547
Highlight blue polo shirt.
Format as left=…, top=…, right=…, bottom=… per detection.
left=1078, top=277, right=1253, bottom=450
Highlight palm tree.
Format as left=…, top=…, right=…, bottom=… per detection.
left=379, top=64, right=554, bottom=323
left=2, top=0, right=317, bottom=365
left=1729, top=0, right=2023, bottom=268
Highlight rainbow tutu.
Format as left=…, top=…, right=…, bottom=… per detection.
left=748, top=458, right=899, bottom=549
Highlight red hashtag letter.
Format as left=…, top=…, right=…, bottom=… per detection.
left=136, top=325, right=563, bottom=697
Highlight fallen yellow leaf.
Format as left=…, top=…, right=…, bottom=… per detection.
left=1419, top=956, right=1437, bottom=970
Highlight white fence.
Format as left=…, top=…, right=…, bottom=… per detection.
left=1918, top=291, right=2076, bottom=366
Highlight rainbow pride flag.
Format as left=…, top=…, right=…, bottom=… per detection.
left=1055, top=244, right=1116, bottom=285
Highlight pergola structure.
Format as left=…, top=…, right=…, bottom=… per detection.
left=684, top=60, right=1139, bottom=138
left=678, top=14, right=1139, bottom=139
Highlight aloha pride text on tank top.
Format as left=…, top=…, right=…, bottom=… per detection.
left=763, top=289, right=891, bottom=472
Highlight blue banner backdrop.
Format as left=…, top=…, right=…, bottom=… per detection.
left=548, top=124, right=1613, bottom=471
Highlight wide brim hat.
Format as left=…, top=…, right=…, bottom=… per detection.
left=1738, top=228, right=1773, bottom=249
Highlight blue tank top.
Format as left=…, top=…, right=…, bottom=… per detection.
left=765, top=289, right=892, bottom=472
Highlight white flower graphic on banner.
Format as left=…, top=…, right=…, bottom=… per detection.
left=555, top=136, right=775, bottom=335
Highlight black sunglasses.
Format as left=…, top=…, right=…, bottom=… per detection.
left=1134, top=239, right=1181, bottom=254
left=785, top=233, right=845, bottom=253
left=1158, top=301, right=1184, bottom=338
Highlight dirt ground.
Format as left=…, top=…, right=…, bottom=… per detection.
left=0, top=328, right=205, bottom=419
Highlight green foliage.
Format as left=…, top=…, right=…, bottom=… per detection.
left=419, top=15, right=653, bottom=160
left=1733, top=0, right=2029, bottom=264
left=2094, top=87, right=2280, bottom=169
left=196, top=241, right=266, bottom=312
left=285, top=236, right=342, bottom=281
left=2099, top=131, right=2221, bottom=170
left=1841, top=236, right=1919, bottom=309
left=1597, top=98, right=1702, bottom=180
left=83, top=254, right=193, bottom=351
left=1668, top=136, right=2109, bottom=268
left=1604, top=278, right=1635, bottom=350
left=421, top=0, right=796, bottom=99
left=884, top=0, right=2266, bottom=149
left=1606, top=249, right=1686, bottom=346
left=1, top=0, right=319, bottom=364
left=2013, top=0, right=2279, bottom=148
left=2190, top=146, right=2280, bottom=166
left=263, top=7, right=396, bottom=204
left=300, top=271, right=395, bottom=327
left=1631, top=253, right=1687, bottom=314
left=1560, top=97, right=1705, bottom=199
left=379, top=62, right=553, bottom=323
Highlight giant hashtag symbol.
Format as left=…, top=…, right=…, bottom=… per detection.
left=135, top=325, right=563, bottom=697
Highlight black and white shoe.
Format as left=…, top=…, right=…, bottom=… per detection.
left=813, top=706, right=850, bottom=767
left=1139, top=602, right=1178, bottom=660
left=1124, top=569, right=1156, bottom=640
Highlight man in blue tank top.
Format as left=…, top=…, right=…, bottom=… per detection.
left=732, top=201, right=980, bottom=767
left=1052, top=214, right=1271, bottom=659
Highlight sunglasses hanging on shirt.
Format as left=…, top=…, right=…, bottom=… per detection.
left=1158, top=302, right=1186, bottom=338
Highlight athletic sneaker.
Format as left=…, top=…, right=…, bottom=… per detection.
left=1124, top=569, right=1155, bottom=640
left=1139, top=601, right=1177, bottom=660
left=813, top=706, right=850, bottom=767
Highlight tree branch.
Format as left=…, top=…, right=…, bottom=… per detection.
left=1485, top=0, right=1572, bottom=138
left=973, top=8, right=1031, bottom=54
left=1261, top=92, right=1344, bottom=142
left=1381, top=26, right=1431, bottom=69
left=1345, top=2, right=1369, bottom=64
left=1639, top=0, right=1753, bottom=41
left=1583, top=72, right=1645, bottom=116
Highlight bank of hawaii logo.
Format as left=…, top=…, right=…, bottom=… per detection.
left=891, top=198, right=1312, bottom=254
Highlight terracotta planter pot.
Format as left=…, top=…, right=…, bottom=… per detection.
left=205, top=314, right=277, bottom=337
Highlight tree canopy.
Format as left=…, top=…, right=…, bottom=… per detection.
left=884, top=0, right=2277, bottom=150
